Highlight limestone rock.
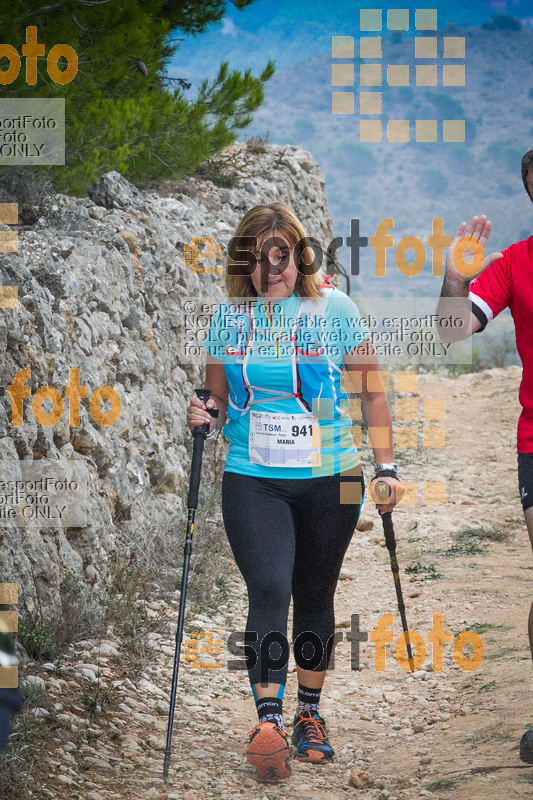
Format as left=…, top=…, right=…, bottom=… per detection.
left=349, top=767, right=373, bottom=788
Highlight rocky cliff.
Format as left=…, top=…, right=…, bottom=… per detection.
left=0, top=141, right=335, bottom=617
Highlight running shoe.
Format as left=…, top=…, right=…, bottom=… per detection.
left=520, top=729, right=533, bottom=764
left=291, top=705, right=335, bottom=762
left=246, top=720, right=291, bottom=782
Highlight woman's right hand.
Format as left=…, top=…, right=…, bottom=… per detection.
left=187, top=394, right=218, bottom=432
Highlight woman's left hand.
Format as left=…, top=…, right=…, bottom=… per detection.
left=369, top=476, right=405, bottom=514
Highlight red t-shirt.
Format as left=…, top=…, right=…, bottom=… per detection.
left=468, top=236, right=533, bottom=453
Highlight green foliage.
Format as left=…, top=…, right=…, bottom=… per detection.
left=418, top=167, right=448, bottom=195
left=195, top=158, right=238, bottom=188
left=456, top=525, right=510, bottom=543
left=20, top=682, right=49, bottom=709
left=0, top=0, right=273, bottom=195
left=0, top=710, right=50, bottom=800
left=405, top=562, right=443, bottom=580
left=483, top=331, right=519, bottom=367
left=461, top=621, right=511, bottom=635
left=442, top=540, right=485, bottom=558
left=18, top=572, right=104, bottom=661
left=426, top=778, right=457, bottom=791
left=81, top=685, right=111, bottom=719
left=18, top=612, right=63, bottom=663
left=478, top=680, right=497, bottom=692
left=447, top=344, right=487, bottom=376
left=102, top=560, right=164, bottom=680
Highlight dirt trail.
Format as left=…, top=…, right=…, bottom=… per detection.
left=21, top=365, right=533, bottom=800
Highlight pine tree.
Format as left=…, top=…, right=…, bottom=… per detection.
left=0, top=0, right=275, bottom=194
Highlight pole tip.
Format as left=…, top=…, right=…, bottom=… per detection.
left=163, top=752, right=170, bottom=779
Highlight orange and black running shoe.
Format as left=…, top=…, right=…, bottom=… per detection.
left=291, top=705, right=335, bottom=762
left=246, top=721, right=291, bottom=782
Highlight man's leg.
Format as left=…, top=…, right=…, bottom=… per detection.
left=517, top=453, right=533, bottom=763
left=526, top=507, right=533, bottom=660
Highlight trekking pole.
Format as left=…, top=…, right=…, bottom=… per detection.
left=163, top=388, right=218, bottom=780
left=373, top=480, right=415, bottom=672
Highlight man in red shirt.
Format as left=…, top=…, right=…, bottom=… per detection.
left=436, top=146, right=533, bottom=762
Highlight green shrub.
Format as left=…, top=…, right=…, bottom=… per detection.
left=447, top=345, right=485, bottom=376
left=405, top=562, right=443, bottom=580
left=18, top=572, right=104, bottom=662
left=20, top=682, right=49, bottom=710
left=0, top=714, right=49, bottom=800
left=0, top=2, right=274, bottom=196
left=17, top=613, right=62, bottom=663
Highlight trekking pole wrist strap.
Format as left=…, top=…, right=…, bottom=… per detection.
left=372, top=469, right=399, bottom=481
left=206, top=407, right=219, bottom=439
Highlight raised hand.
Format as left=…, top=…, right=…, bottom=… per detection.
left=445, top=215, right=503, bottom=286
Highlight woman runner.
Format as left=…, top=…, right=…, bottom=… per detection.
left=187, top=202, right=403, bottom=783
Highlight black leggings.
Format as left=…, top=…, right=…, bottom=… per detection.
left=221, top=469, right=365, bottom=687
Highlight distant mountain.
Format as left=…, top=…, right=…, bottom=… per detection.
left=242, top=25, right=533, bottom=299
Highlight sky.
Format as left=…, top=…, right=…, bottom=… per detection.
left=168, top=0, right=533, bottom=317
left=170, top=0, right=533, bottom=96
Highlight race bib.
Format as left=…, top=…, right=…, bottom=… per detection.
left=249, top=410, right=321, bottom=468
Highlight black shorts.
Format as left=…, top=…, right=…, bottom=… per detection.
left=518, top=453, right=533, bottom=512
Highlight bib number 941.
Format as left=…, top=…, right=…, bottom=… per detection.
left=292, top=424, right=312, bottom=437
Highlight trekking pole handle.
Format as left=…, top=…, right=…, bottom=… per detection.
left=374, top=480, right=392, bottom=502
left=372, top=481, right=397, bottom=551
left=193, top=388, right=214, bottom=437
left=188, top=388, right=217, bottom=509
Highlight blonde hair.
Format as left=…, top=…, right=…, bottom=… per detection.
left=225, top=202, right=325, bottom=299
